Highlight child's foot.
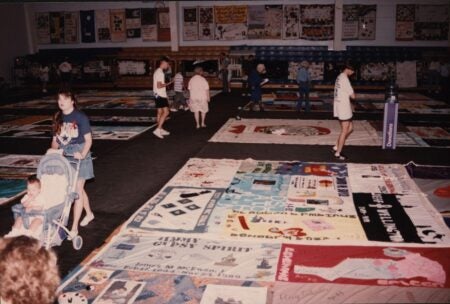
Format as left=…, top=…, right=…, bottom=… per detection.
left=4, top=227, right=21, bottom=238
left=80, top=213, right=95, bottom=227
left=67, top=229, right=78, bottom=240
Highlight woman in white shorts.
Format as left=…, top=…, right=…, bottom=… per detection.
left=333, top=64, right=356, bottom=160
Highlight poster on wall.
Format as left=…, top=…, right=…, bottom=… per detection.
left=49, top=12, right=64, bottom=44
left=414, top=5, right=449, bottom=40
left=183, top=7, right=198, bottom=41
left=199, top=6, right=214, bottom=40
left=358, top=5, right=376, bottom=40
left=125, top=8, right=141, bottom=39
left=35, top=12, right=50, bottom=44
left=395, top=4, right=415, bottom=41
left=247, top=5, right=265, bottom=39
left=157, top=7, right=171, bottom=41
left=95, top=10, right=111, bottom=41
left=80, top=10, right=95, bottom=43
left=214, top=5, right=248, bottom=40
left=299, top=4, right=334, bottom=41
left=63, top=12, right=78, bottom=44
left=110, top=9, right=126, bottom=42
left=342, top=5, right=359, bottom=40
left=283, top=5, right=300, bottom=40
left=141, top=8, right=157, bottom=41
left=264, top=5, right=283, bottom=39
left=396, top=61, right=417, bottom=88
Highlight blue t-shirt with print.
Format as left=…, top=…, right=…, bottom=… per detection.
left=56, top=109, right=91, bottom=146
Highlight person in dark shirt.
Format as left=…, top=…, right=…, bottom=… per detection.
left=51, top=89, right=95, bottom=239
left=248, top=64, right=269, bottom=112
left=242, top=55, right=256, bottom=97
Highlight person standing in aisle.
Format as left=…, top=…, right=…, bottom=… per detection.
left=296, top=61, right=311, bottom=113
left=242, top=54, right=256, bottom=97
left=248, top=64, right=269, bottom=112
left=333, top=64, right=356, bottom=161
left=219, top=52, right=231, bottom=93
left=153, top=56, right=173, bottom=139
left=39, top=63, right=49, bottom=93
left=188, top=66, right=210, bottom=129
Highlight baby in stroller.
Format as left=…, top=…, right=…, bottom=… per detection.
left=5, top=175, right=45, bottom=239
left=5, top=150, right=83, bottom=249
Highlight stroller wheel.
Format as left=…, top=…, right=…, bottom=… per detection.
left=72, top=235, right=83, bottom=250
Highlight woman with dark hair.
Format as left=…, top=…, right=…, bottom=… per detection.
left=51, top=89, right=94, bottom=238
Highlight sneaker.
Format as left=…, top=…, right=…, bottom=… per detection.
left=170, top=108, right=178, bottom=112
left=80, top=213, right=95, bottom=227
left=160, top=129, right=170, bottom=136
left=334, top=153, right=347, bottom=161
left=153, top=129, right=164, bottom=139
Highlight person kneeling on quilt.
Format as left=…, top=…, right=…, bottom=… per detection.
left=5, top=175, right=45, bottom=239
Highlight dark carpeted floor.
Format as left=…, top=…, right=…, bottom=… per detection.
left=0, top=90, right=449, bottom=278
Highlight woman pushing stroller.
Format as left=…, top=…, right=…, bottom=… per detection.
left=50, top=89, right=95, bottom=239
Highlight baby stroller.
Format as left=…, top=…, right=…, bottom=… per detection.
left=11, top=150, right=83, bottom=250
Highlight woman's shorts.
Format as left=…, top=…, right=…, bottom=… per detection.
left=62, top=143, right=95, bottom=181
left=155, top=97, right=169, bottom=108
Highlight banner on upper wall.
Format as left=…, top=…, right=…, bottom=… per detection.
left=125, top=8, right=141, bottom=39
left=110, top=9, right=126, bottom=42
left=395, top=4, right=414, bottom=41
left=283, top=5, right=300, bottom=40
left=183, top=7, right=198, bottom=41
left=247, top=5, right=265, bottom=39
left=414, top=5, right=449, bottom=41
left=49, top=12, right=64, bottom=44
left=343, top=5, right=377, bottom=40
left=264, top=5, right=283, bottom=39
left=396, top=4, right=449, bottom=41
left=141, top=8, right=157, bottom=41
left=35, top=12, right=50, bottom=44
left=63, top=12, right=78, bottom=44
left=80, top=10, right=95, bottom=43
left=299, top=4, right=334, bottom=41
left=214, top=5, right=248, bottom=40
left=199, top=6, right=214, bottom=40
left=95, top=10, right=111, bottom=41
left=157, top=7, right=171, bottom=41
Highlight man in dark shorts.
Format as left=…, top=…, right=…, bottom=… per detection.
left=153, top=56, right=173, bottom=139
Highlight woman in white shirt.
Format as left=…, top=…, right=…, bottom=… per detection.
left=188, top=66, right=210, bottom=129
left=333, top=64, right=356, bottom=160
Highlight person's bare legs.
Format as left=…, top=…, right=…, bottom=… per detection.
left=159, top=107, right=169, bottom=129
left=201, top=112, right=207, bottom=127
left=29, top=218, right=43, bottom=232
left=156, top=108, right=163, bottom=128
left=194, top=112, right=200, bottom=128
left=70, top=179, right=86, bottom=234
left=334, top=121, right=353, bottom=152
left=13, top=217, right=24, bottom=229
left=336, top=120, right=351, bottom=155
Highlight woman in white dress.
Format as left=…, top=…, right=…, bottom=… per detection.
left=188, top=66, right=210, bottom=129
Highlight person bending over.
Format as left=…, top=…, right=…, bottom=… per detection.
left=333, top=64, right=356, bottom=161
